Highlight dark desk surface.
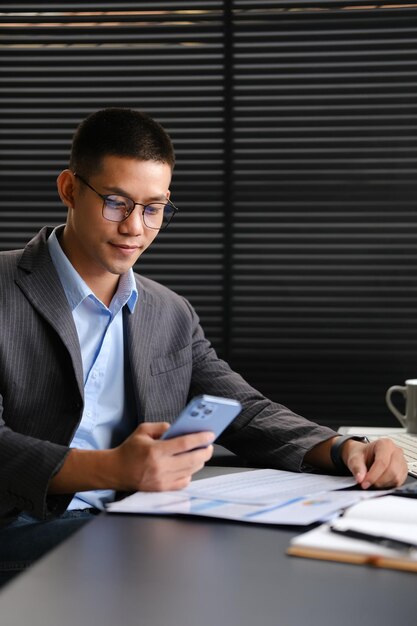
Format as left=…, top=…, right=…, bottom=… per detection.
left=1, top=465, right=416, bottom=626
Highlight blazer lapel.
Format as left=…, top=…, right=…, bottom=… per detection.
left=125, top=281, right=160, bottom=419
left=15, top=228, right=84, bottom=398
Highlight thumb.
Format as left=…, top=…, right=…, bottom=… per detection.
left=349, top=458, right=367, bottom=485
left=343, top=441, right=369, bottom=485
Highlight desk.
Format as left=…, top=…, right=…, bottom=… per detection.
left=0, top=465, right=415, bottom=626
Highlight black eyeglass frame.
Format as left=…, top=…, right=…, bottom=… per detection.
left=73, top=172, right=178, bottom=231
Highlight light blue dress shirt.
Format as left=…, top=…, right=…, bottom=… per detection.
left=48, top=228, right=138, bottom=510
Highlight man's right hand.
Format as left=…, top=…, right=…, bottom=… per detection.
left=110, top=422, right=214, bottom=492
left=48, top=422, right=214, bottom=495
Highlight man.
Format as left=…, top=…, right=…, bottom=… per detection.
left=0, top=108, right=407, bottom=584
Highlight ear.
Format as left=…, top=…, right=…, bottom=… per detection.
left=57, top=169, right=76, bottom=209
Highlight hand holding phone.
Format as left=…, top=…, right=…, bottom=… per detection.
left=161, top=395, right=241, bottom=442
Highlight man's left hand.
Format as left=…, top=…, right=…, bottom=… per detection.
left=341, top=437, right=408, bottom=489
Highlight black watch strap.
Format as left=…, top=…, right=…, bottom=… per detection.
left=330, top=435, right=370, bottom=474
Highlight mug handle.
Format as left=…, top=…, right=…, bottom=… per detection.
left=385, top=385, right=407, bottom=428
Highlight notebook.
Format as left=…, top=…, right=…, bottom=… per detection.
left=338, top=426, right=417, bottom=478
left=287, top=495, right=417, bottom=573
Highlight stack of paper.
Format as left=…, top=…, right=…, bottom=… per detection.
left=106, top=469, right=388, bottom=526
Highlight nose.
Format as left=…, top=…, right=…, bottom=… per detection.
left=118, top=205, right=145, bottom=236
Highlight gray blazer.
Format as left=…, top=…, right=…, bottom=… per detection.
left=0, top=227, right=336, bottom=520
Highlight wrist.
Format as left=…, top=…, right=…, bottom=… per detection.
left=49, top=448, right=118, bottom=494
left=90, top=448, right=121, bottom=490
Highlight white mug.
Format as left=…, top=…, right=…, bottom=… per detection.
left=386, top=379, right=417, bottom=434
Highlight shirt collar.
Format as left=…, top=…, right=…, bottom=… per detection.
left=47, top=226, right=138, bottom=314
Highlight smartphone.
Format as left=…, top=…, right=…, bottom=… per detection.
left=160, top=395, right=242, bottom=442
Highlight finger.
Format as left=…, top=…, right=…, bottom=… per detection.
left=363, top=454, right=408, bottom=489
left=166, top=445, right=214, bottom=477
left=344, top=439, right=389, bottom=488
left=161, top=431, right=215, bottom=455
left=139, top=438, right=213, bottom=489
left=143, top=445, right=214, bottom=491
left=339, top=439, right=370, bottom=484
left=345, top=447, right=369, bottom=485
left=359, top=440, right=390, bottom=488
left=361, top=459, right=387, bottom=489
left=171, top=476, right=193, bottom=490
left=361, top=440, right=407, bottom=488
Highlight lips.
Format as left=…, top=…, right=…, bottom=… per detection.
left=110, top=242, right=140, bottom=251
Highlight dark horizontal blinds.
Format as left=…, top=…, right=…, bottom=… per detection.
left=2, top=2, right=417, bottom=428
left=0, top=2, right=226, bottom=348
left=231, top=2, right=417, bottom=427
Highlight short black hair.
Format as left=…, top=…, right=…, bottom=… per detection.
left=69, top=108, right=175, bottom=177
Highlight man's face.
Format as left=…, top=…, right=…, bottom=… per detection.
left=64, top=155, right=172, bottom=280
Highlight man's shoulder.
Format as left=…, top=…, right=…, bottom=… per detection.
left=134, top=272, right=183, bottom=302
left=0, top=248, right=24, bottom=259
left=133, top=272, right=194, bottom=316
left=0, top=228, right=51, bottom=277
left=0, top=248, right=24, bottom=273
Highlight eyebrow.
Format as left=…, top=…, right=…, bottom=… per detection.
left=102, top=185, right=167, bottom=203
left=103, top=187, right=166, bottom=204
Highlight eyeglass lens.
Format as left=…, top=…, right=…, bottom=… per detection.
left=103, top=196, right=175, bottom=229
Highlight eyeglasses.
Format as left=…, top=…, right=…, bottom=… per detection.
left=73, top=172, right=178, bottom=230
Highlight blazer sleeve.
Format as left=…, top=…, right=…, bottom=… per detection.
left=184, top=298, right=337, bottom=472
left=0, top=234, right=82, bottom=522
left=0, top=395, right=73, bottom=521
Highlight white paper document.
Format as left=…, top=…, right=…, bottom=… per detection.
left=106, top=469, right=386, bottom=526
left=184, top=469, right=357, bottom=504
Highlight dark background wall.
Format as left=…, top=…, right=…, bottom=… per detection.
left=1, top=1, right=417, bottom=429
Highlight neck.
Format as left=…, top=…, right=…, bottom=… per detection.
left=58, top=228, right=120, bottom=308
left=85, top=276, right=119, bottom=308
